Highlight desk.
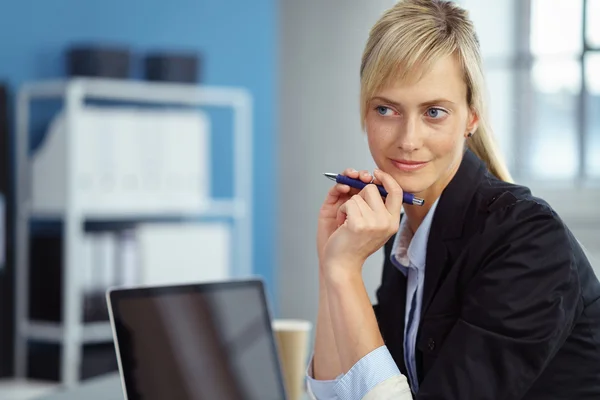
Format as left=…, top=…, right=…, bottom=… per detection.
left=34, top=373, right=310, bottom=399
left=35, top=373, right=123, bottom=400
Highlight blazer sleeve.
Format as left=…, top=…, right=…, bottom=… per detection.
left=417, top=200, right=581, bottom=400
left=373, top=234, right=397, bottom=323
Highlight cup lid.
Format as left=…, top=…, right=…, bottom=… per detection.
left=272, top=319, right=312, bottom=331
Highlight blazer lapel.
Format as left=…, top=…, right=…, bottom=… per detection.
left=420, top=149, right=487, bottom=319
left=380, top=232, right=410, bottom=375
left=422, top=228, right=448, bottom=320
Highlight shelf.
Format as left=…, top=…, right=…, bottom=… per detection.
left=22, top=321, right=113, bottom=344
left=28, top=199, right=247, bottom=222
left=15, top=77, right=254, bottom=387
left=21, top=77, right=252, bottom=107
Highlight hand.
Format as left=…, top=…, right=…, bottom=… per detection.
left=318, top=168, right=403, bottom=277
left=317, top=168, right=364, bottom=266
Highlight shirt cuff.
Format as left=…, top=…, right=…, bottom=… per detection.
left=305, top=352, right=342, bottom=400
left=334, top=345, right=401, bottom=400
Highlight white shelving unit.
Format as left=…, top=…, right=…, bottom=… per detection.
left=14, top=77, right=253, bottom=388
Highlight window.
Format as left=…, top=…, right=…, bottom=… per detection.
left=464, top=0, right=600, bottom=184
left=460, top=0, right=600, bottom=270
left=527, top=0, right=599, bottom=181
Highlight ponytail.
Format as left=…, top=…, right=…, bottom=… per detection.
left=467, top=122, right=513, bottom=183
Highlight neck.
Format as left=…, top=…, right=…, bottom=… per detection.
left=403, top=155, right=462, bottom=233
left=403, top=203, right=432, bottom=234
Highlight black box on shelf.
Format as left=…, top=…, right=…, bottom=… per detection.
left=26, top=230, right=125, bottom=382
left=67, top=45, right=131, bottom=79
left=28, top=231, right=123, bottom=323
left=144, top=52, right=200, bottom=83
left=27, top=342, right=118, bottom=382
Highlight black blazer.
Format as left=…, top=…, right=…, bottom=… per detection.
left=374, top=149, right=600, bottom=399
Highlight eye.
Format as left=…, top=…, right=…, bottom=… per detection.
left=376, top=106, right=390, bottom=115
left=425, top=107, right=448, bottom=119
left=375, top=106, right=396, bottom=116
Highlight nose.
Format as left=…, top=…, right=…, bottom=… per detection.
left=395, top=116, right=422, bottom=152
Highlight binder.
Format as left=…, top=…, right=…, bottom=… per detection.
left=0, top=83, right=13, bottom=377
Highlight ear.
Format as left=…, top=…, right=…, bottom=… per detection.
left=467, top=108, right=479, bottom=134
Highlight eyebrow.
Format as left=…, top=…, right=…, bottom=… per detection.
left=371, top=96, right=456, bottom=108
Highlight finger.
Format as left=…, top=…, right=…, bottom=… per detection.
left=373, top=169, right=403, bottom=216
left=334, top=183, right=351, bottom=194
left=337, top=168, right=367, bottom=196
left=358, top=170, right=373, bottom=183
left=324, top=183, right=351, bottom=205
left=360, top=184, right=387, bottom=213
left=352, top=193, right=375, bottom=217
left=337, top=195, right=363, bottom=226
left=338, top=168, right=365, bottom=196
left=370, top=171, right=382, bottom=185
left=341, top=168, right=360, bottom=179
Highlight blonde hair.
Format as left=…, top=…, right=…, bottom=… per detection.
left=360, top=0, right=512, bottom=182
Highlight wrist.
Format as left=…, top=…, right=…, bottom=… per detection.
left=322, top=260, right=364, bottom=287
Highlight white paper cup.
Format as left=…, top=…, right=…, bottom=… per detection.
left=272, top=319, right=313, bottom=400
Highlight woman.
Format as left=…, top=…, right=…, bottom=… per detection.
left=306, top=0, right=600, bottom=399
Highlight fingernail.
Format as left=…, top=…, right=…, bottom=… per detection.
left=373, top=168, right=380, bottom=174
left=351, top=168, right=357, bottom=173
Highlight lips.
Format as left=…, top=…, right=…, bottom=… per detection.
left=391, top=159, right=429, bottom=172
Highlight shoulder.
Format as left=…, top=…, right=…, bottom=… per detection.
left=459, top=180, right=582, bottom=323
left=464, top=176, right=580, bottom=282
left=470, top=175, right=567, bottom=240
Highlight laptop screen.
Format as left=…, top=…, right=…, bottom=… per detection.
left=107, top=280, right=287, bottom=400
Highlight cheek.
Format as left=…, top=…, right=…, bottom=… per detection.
left=425, top=131, right=465, bottom=164
left=425, top=120, right=465, bottom=156
left=365, top=118, right=395, bottom=154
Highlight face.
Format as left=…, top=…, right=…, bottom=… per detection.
left=365, top=54, right=478, bottom=202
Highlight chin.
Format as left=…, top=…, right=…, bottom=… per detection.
left=390, top=173, right=433, bottom=195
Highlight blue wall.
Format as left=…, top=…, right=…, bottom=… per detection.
left=0, top=0, right=279, bottom=304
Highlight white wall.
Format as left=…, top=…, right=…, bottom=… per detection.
left=278, top=0, right=395, bottom=322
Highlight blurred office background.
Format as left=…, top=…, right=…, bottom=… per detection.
left=0, top=0, right=277, bottom=397
left=0, top=0, right=598, bottom=398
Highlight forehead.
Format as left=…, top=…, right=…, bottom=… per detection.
left=373, top=54, right=467, bottom=104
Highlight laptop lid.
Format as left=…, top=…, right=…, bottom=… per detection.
left=106, top=279, right=287, bottom=400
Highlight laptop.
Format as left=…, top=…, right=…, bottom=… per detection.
left=106, top=279, right=288, bottom=400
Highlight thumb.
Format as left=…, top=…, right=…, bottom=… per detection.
left=336, top=202, right=348, bottom=227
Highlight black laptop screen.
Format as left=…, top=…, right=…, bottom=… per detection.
left=108, top=280, right=287, bottom=400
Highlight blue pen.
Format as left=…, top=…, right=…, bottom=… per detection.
left=323, top=172, right=425, bottom=206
